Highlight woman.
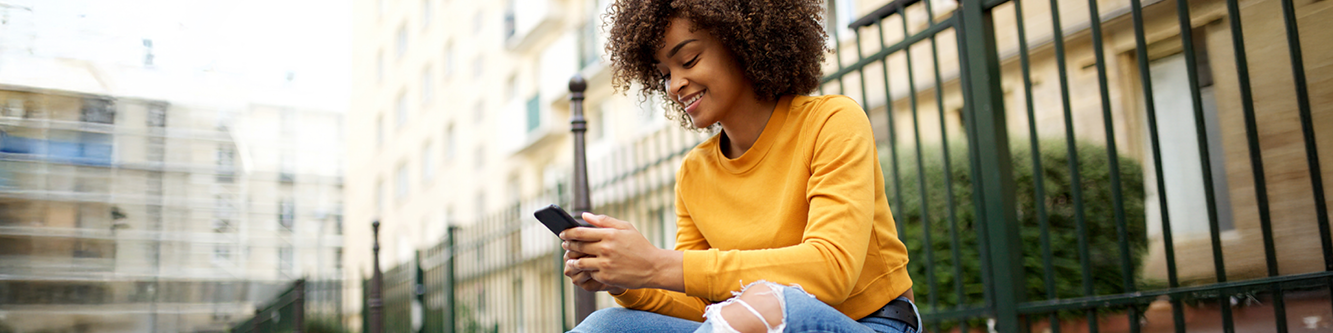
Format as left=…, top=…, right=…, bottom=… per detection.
left=561, top=0, right=916, bottom=332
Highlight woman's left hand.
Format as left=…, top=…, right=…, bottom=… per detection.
left=561, top=212, right=684, bottom=292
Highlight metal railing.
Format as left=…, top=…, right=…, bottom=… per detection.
left=823, top=0, right=1330, bottom=331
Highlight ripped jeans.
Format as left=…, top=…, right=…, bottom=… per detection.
left=569, top=282, right=920, bottom=333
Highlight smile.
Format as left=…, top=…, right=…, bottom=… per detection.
left=679, top=90, right=705, bottom=113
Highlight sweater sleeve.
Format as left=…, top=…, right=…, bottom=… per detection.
left=611, top=167, right=712, bottom=322
left=681, top=97, right=877, bottom=305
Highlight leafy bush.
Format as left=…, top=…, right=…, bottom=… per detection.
left=882, top=139, right=1147, bottom=313
left=304, top=316, right=352, bottom=333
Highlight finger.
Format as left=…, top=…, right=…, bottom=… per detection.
left=566, top=258, right=604, bottom=272
left=564, top=240, right=601, bottom=255
left=578, top=279, right=604, bottom=292
left=582, top=212, right=633, bottom=230
left=572, top=271, right=594, bottom=285
left=561, top=227, right=612, bottom=242
left=565, top=250, right=590, bottom=260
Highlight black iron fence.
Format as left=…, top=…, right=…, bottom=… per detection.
left=821, top=0, right=1330, bottom=331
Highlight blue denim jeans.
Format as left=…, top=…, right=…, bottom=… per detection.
left=569, top=283, right=919, bottom=333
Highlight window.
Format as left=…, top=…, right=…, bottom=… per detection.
left=1143, top=34, right=1234, bottom=237
left=214, top=195, right=235, bottom=231
left=396, top=163, right=409, bottom=199
left=422, top=67, right=433, bottom=105
left=80, top=98, right=115, bottom=124
left=473, top=56, right=484, bottom=79
left=396, top=92, right=407, bottom=126
left=279, top=199, right=295, bottom=229
left=504, top=0, right=516, bottom=38
left=444, top=42, right=455, bottom=79
left=214, top=246, right=231, bottom=262
left=216, top=145, right=235, bottom=183
left=377, top=115, right=385, bottom=146
left=378, top=0, right=386, bottom=18
left=279, top=246, right=294, bottom=277
left=473, top=10, right=484, bottom=35
left=474, top=101, right=485, bottom=124
left=475, top=145, right=485, bottom=170
left=396, top=25, right=408, bottom=58
left=146, top=103, right=167, bottom=127
left=476, top=191, right=486, bottom=217
left=445, top=124, right=456, bottom=160
left=422, top=0, right=433, bottom=29
left=376, top=179, right=385, bottom=212
left=526, top=94, right=540, bottom=133
left=507, top=74, right=518, bottom=101
left=422, top=141, right=435, bottom=181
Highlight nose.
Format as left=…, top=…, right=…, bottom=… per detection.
left=669, top=76, right=688, bottom=102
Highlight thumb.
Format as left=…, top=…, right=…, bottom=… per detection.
left=582, top=212, right=629, bottom=230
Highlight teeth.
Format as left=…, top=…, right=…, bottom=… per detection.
left=683, top=91, right=703, bottom=106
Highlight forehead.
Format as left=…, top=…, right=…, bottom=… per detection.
left=655, top=17, right=707, bottom=57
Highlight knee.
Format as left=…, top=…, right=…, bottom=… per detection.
left=706, top=282, right=788, bottom=333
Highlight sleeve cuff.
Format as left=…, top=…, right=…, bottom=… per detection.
left=681, top=249, right=716, bottom=299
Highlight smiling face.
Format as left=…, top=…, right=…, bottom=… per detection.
left=654, top=17, right=754, bottom=129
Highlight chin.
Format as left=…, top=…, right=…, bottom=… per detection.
left=689, top=117, right=716, bottom=129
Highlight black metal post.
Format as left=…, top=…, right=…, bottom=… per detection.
left=569, top=75, right=597, bottom=324
left=445, top=226, right=458, bottom=333
left=957, top=0, right=1024, bottom=331
left=370, top=221, right=384, bottom=333
left=294, top=279, right=306, bottom=333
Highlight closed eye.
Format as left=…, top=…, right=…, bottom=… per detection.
left=684, top=55, right=699, bottom=68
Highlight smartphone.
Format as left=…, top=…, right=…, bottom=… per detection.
left=533, top=204, right=593, bottom=236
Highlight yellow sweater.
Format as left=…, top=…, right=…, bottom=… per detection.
left=613, top=95, right=912, bottom=321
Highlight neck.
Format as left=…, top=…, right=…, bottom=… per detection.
left=718, top=95, right=778, bottom=159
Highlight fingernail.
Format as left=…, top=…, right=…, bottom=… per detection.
left=567, top=259, right=576, bottom=266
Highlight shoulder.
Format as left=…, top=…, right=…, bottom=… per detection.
left=788, top=95, right=871, bottom=138
left=677, top=133, right=721, bottom=178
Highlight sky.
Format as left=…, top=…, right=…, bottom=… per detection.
left=6, top=0, right=351, bottom=110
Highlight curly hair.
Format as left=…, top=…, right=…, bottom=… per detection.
left=604, top=0, right=829, bottom=129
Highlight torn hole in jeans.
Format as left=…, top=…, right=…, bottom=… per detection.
left=703, top=280, right=814, bottom=333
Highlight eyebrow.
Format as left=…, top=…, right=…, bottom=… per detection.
left=666, top=39, right=699, bottom=59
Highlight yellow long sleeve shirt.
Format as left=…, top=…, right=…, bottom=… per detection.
left=613, top=95, right=912, bottom=321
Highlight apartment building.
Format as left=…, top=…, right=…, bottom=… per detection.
left=0, top=57, right=345, bottom=333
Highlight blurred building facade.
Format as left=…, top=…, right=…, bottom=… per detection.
left=0, top=57, right=345, bottom=333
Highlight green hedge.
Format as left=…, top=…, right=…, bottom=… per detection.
left=882, top=139, right=1147, bottom=312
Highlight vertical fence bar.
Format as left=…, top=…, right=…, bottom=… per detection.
left=877, top=21, right=907, bottom=240
left=1012, top=1, right=1059, bottom=331
left=568, top=75, right=596, bottom=324
left=369, top=221, right=383, bottom=333
left=856, top=30, right=871, bottom=116
left=1045, top=0, right=1097, bottom=330
left=1173, top=0, right=1232, bottom=331
left=1280, top=0, right=1333, bottom=314
left=1127, top=0, right=1185, bottom=331
left=831, top=0, right=846, bottom=93
left=1221, top=1, right=1286, bottom=332
left=923, top=2, right=966, bottom=331
left=294, top=279, right=305, bottom=333
left=1279, top=0, right=1331, bottom=272
left=958, top=0, right=1023, bottom=331
left=1085, top=0, right=1137, bottom=332
left=899, top=1, right=940, bottom=315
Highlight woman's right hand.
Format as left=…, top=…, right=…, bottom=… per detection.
left=563, top=246, right=627, bottom=294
